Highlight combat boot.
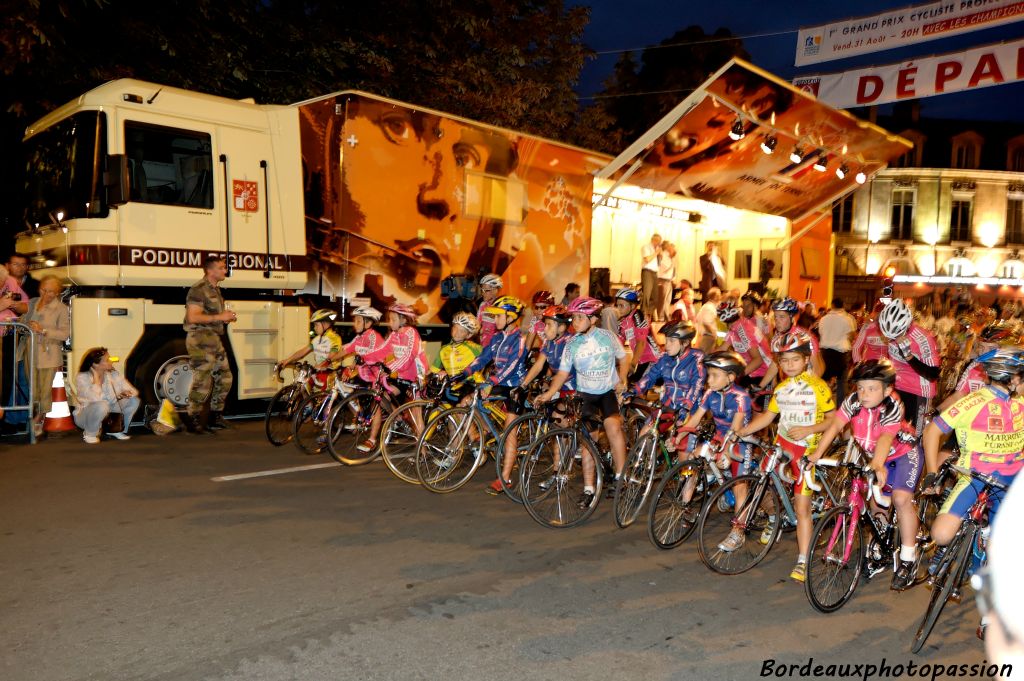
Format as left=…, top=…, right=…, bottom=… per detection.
left=182, top=413, right=209, bottom=435
left=208, top=411, right=232, bottom=431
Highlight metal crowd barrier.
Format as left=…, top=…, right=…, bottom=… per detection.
left=0, top=321, right=38, bottom=444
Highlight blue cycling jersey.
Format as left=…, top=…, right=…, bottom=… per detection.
left=635, top=348, right=706, bottom=414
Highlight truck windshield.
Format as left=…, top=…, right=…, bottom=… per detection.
left=23, top=111, right=107, bottom=227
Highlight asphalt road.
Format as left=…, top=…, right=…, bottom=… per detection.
left=0, top=422, right=993, bottom=681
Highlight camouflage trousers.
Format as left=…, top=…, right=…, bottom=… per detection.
left=186, top=330, right=233, bottom=415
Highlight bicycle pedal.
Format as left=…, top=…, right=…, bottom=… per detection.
left=950, top=589, right=962, bottom=604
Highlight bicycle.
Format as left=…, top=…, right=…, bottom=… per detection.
left=378, top=373, right=459, bottom=484
left=414, top=382, right=511, bottom=493
left=804, top=443, right=940, bottom=613
left=265, top=361, right=316, bottom=446
left=910, top=464, right=1009, bottom=654
left=645, top=420, right=745, bottom=549
left=290, top=367, right=361, bottom=455
left=696, top=438, right=847, bottom=575
left=494, top=396, right=564, bottom=503
left=613, top=396, right=689, bottom=530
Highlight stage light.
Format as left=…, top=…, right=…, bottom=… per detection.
left=836, top=164, right=849, bottom=180
left=729, top=119, right=745, bottom=141
left=855, top=171, right=867, bottom=184
left=812, top=153, right=828, bottom=172
left=760, top=135, right=777, bottom=154
left=789, top=146, right=804, bottom=164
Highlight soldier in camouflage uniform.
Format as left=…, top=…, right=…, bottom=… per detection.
left=183, top=255, right=236, bottom=433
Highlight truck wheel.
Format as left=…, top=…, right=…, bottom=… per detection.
left=135, top=340, right=192, bottom=409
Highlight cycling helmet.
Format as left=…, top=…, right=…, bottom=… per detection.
left=388, top=302, right=418, bottom=319
left=980, top=322, right=1014, bottom=343
left=486, top=295, right=525, bottom=321
left=703, top=350, right=747, bottom=377
left=352, top=306, right=382, bottom=322
left=661, top=320, right=697, bottom=344
left=310, top=308, right=338, bottom=324
left=451, top=311, right=480, bottom=334
left=878, top=299, right=913, bottom=339
left=977, top=346, right=1024, bottom=383
left=615, top=287, right=641, bottom=305
left=542, top=304, right=572, bottom=325
left=531, top=290, right=555, bottom=307
left=567, top=296, right=604, bottom=317
left=740, top=290, right=763, bottom=306
left=771, top=329, right=813, bottom=355
left=716, top=301, right=741, bottom=324
left=849, top=358, right=897, bottom=386
left=771, top=297, right=799, bottom=314
left=479, top=273, right=503, bottom=289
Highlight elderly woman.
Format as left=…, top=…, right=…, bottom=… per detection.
left=74, top=347, right=140, bottom=444
left=18, top=275, right=70, bottom=433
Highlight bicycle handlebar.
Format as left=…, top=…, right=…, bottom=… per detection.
left=950, top=464, right=1009, bottom=493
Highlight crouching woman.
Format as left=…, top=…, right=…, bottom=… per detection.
left=74, top=347, right=140, bottom=444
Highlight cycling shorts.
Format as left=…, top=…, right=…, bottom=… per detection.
left=579, top=390, right=620, bottom=421
left=779, top=438, right=814, bottom=498
left=883, top=445, right=922, bottom=495
left=488, top=385, right=523, bottom=416
left=940, top=470, right=1015, bottom=521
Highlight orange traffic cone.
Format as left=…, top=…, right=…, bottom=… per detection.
left=44, top=371, right=77, bottom=433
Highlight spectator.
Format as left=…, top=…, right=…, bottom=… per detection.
left=7, top=253, right=38, bottom=299
left=18, top=275, right=70, bottom=436
left=0, top=263, right=29, bottom=410
left=696, top=287, right=722, bottom=353
left=699, top=241, right=726, bottom=301
left=74, top=347, right=140, bottom=444
left=560, top=282, right=581, bottom=307
left=817, top=297, right=857, bottom=405
left=671, top=285, right=696, bottom=323
left=183, top=256, right=237, bottom=434
left=599, top=295, right=619, bottom=335
left=797, top=301, right=817, bottom=330
left=640, top=234, right=662, bottom=320
left=655, top=241, right=676, bottom=322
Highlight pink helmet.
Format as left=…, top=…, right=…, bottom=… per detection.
left=388, top=302, right=418, bottom=319
left=567, top=296, right=604, bottom=317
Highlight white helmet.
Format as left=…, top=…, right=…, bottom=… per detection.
left=451, top=312, right=480, bottom=335
left=878, top=299, right=913, bottom=339
left=352, top=306, right=382, bottom=322
left=480, top=273, right=503, bottom=289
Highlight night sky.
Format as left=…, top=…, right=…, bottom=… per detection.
left=576, top=0, right=1024, bottom=122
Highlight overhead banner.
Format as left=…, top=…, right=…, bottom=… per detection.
left=794, top=38, right=1024, bottom=108
left=796, top=0, right=1024, bottom=66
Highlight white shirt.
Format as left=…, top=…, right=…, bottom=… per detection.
left=817, top=309, right=857, bottom=352
left=641, top=243, right=660, bottom=272
left=697, top=302, right=718, bottom=334
left=710, top=252, right=726, bottom=281
left=657, top=251, right=675, bottom=280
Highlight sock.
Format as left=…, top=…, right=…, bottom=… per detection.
left=797, top=554, right=807, bottom=564
left=584, top=486, right=595, bottom=494
left=900, top=545, right=917, bottom=562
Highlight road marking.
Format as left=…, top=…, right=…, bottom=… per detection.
left=211, top=462, right=341, bottom=482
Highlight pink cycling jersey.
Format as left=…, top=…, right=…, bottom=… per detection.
left=853, top=322, right=938, bottom=398
left=835, top=393, right=915, bottom=462
left=360, top=326, right=429, bottom=382
left=618, top=311, right=660, bottom=364
left=725, top=317, right=772, bottom=378
left=478, top=300, right=498, bottom=348
left=955, top=361, right=987, bottom=394
left=343, top=328, right=385, bottom=382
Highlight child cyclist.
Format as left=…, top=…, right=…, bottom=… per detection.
left=809, top=358, right=921, bottom=590
left=676, top=351, right=751, bottom=527
left=477, top=273, right=504, bottom=347
left=718, top=301, right=773, bottom=391
left=278, top=309, right=343, bottom=386
left=455, top=296, right=530, bottom=494
left=735, top=330, right=835, bottom=582
left=535, top=296, right=630, bottom=508
left=771, top=297, right=824, bottom=376
left=431, top=312, right=484, bottom=401
left=328, top=306, right=384, bottom=383
left=632, top=320, right=706, bottom=456
left=524, top=290, right=555, bottom=351
left=613, top=287, right=660, bottom=382
left=356, top=303, right=429, bottom=453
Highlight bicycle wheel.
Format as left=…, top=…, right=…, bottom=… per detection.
left=805, top=505, right=864, bottom=613
left=495, top=412, right=548, bottom=504
left=415, top=407, right=485, bottom=493
left=380, top=400, right=433, bottom=484
left=292, top=391, right=331, bottom=455
left=647, top=459, right=709, bottom=550
left=326, top=392, right=381, bottom=465
left=520, top=428, right=603, bottom=529
left=697, top=474, right=781, bottom=575
left=265, top=384, right=304, bottom=446
left=911, top=524, right=975, bottom=654
left=613, top=432, right=659, bottom=529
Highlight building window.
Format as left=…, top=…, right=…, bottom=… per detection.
left=832, top=194, right=854, bottom=233
left=1008, top=198, right=1024, bottom=244
left=890, top=189, right=914, bottom=241
left=125, top=122, right=214, bottom=208
left=951, top=135, right=982, bottom=170
left=950, top=198, right=973, bottom=242
left=1011, top=147, right=1024, bottom=172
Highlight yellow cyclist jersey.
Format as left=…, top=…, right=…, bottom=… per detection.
left=310, top=329, right=343, bottom=368
left=936, top=386, right=1024, bottom=477
left=768, top=371, right=835, bottom=449
left=432, top=341, right=484, bottom=381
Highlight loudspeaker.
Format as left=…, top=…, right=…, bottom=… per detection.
left=589, top=268, right=610, bottom=299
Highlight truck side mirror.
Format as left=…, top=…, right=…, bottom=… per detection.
left=104, top=154, right=129, bottom=206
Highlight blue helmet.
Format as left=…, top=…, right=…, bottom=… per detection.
left=771, top=297, right=799, bottom=314
left=615, top=287, right=641, bottom=304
